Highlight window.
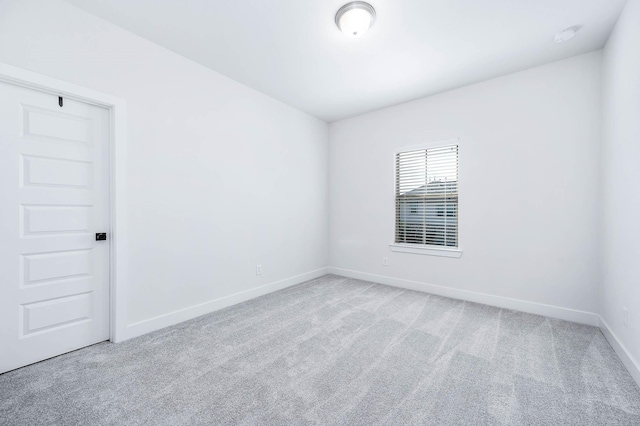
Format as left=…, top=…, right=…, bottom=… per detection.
left=395, top=144, right=458, bottom=248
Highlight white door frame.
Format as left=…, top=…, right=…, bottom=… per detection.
left=0, top=62, right=129, bottom=343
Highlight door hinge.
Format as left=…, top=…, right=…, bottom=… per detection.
left=58, top=96, right=63, bottom=107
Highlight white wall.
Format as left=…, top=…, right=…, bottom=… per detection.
left=601, top=0, right=640, bottom=373
left=0, top=0, right=329, bottom=332
left=329, top=52, right=602, bottom=317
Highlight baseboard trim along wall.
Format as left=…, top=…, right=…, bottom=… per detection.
left=599, top=317, right=640, bottom=388
left=328, top=267, right=600, bottom=326
left=123, top=267, right=329, bottom=341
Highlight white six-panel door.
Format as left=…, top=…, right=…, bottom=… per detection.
left=0, top=81, right=110, bottom=373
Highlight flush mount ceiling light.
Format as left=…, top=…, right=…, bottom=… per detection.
left=554, top=25, right=582, bottom=43
left=335, top=2, right=376, bottom=37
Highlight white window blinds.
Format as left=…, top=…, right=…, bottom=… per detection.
left=395, top=144, right=459, bottom=247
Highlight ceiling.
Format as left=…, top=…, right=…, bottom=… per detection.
left=65, top=0, right=626, bottom=122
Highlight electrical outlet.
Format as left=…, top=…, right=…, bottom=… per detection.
left=382, top=257, right=388, bottom=266
left=623, top=307, right=629, bottom=327
left=256, top=264, right=262, bottom=275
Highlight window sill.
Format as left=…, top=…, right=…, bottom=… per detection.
left=389, top=244, right=463, bottom=258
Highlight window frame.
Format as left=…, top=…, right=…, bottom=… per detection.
left=389, top=138, right=463, bottom=258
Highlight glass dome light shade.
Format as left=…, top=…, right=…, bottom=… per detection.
left=336, top=2, right=376, bottom=37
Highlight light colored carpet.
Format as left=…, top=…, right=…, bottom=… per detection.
left=1, top=274, right=639, bottom=425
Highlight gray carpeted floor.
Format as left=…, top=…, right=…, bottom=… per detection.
left=1, top=275, right=639, bottom=425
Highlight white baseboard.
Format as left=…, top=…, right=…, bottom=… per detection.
left=598, top=317, right=640, bottom=389
left=328, top=267, right=600, bottom=326
left=123, top=267, right=329, bottom=341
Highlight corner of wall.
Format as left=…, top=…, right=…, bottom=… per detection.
left=599, top=316, right=640, bottom=388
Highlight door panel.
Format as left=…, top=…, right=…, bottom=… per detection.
left=22, top=249, right=93, bottom=284
left=23, top=106, right=91, bottom=144
left=22, top=205, right=91, bottom=236
left=22, top=155, right=93, bottom=188
left=21, top=292, right=93, bottom=337
left=0, top=81, right=110, bottom=374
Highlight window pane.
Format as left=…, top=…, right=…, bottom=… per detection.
left=395, top=144, right=458, bottom=247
